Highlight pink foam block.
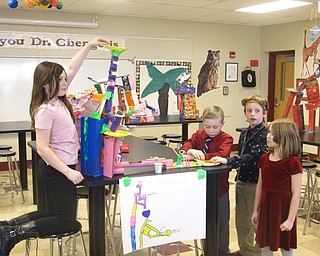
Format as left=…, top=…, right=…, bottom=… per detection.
left=115, top=159, right=173, bottom=168
left=103, top=136, right=123, bottom=178
left=103, top=134, right=173, bottom=178
left=113, top=159, right=174, bottom=175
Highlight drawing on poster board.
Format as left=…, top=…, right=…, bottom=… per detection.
left=119, top=171, right=206, bottom=255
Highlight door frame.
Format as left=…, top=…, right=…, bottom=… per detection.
left=267, top=50, right=295, bottom=121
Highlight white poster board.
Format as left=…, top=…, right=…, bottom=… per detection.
left=119, top=171, right=206, bottom=255
left=0, top=57, right=134, bottom=121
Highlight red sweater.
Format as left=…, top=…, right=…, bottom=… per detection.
left=180, top=130, right=233, bottom=197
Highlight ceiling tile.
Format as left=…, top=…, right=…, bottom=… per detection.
left=0, top=0, right=318, bottom=27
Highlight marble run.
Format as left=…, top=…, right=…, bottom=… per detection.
left=81, top=45, right=168, bottom=178
left=86, top=74, right=157, bottom=122
left=282, top=60, right=320, bottom=132
left=177, top=72, right=198, bottom=120
left=81, top=45, right=128, bottom=177
left=103, top=133, right=173, bottom=178
left=122, top=75, right=138, bottom=105
left=118, top=75, right=158, bottom=122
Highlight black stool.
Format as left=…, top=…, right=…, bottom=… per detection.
left=313, top=157, right=320, bottom=164
left=168, top=138, right=184, bottom=151
left=161, top=133, right=182, bottom=143
left=76, top=186, right=110, bottom=221
left=0, top=150, right=25, bottom=203
left=140, top=136, right=158, bottom=141
left=312, top=156, right=320, bottom=164
left=0, top=145, right=12, bottom=150
left=301, top=152, right=310, bottom=161
left=76, top=186, right=119, bottom=256
left=303, top=170, right=320, bottom=234
left=25, top=221, right=87, bottom=256
left=157, top=140, right=168, bottom=146
left=300, top=161, right=318, bottom=211
left=149, top=239, right=202, bottom=256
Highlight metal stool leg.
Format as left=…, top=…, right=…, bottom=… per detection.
left=4, top=153, right=25, bottom=203
left=303, top=172, right=319, bottom=234
left=106, top=200, right=117, bottom=256
left=7, top=156, right=15, bottom=198
left=71, top=234, right=76, bottom=256
left=300, top=165, right=316, bottom=212
left=49, top=237, right=54, bottom=256
left=25, top=239, right=31, bottom=256
left=79, top=230, right=88, bottom=256
left=12, top=154, right=25, bottom=203
left=109, top=184, right=120, bottom=232
left=106, top=184, right=120, bottom=256
left=25, top=223, right=86, bottom=255
left=194, top=239, right=199, bottom=256
left=65, top=231, right=88, bottom=256
left=0, top=150, right=24, bottom=202
left=300, top=168, right=312, bottom=209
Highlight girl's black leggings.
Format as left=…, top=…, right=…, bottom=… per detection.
left=24, top=158, right=78, bottom=235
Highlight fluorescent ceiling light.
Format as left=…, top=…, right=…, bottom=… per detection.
left=0, top=17, right=98, bottom=29
left=235, top=0, right=312, bottom=14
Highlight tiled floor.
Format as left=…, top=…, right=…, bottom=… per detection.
left=0, top=167, right=320, bottom=255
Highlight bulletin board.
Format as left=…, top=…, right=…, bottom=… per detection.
left=0, top=57, right=135, bottom=121
left=136, top=60, right=192, bottom=115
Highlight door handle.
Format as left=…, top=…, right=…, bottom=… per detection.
left=275, top=97, right=280, bottom=107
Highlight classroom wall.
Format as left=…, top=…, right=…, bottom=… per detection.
left=1, top=8, right=313, bottom=159
left=260, top=19, right=319, bottom=154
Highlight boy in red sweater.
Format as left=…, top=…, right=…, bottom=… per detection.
left=180, top=105, right=233, bottom=256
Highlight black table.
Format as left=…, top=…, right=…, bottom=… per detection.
left=0, top=121, right=35, bottom=189
left=28, top=136, right=231, bottom=256
left=125, top=114, right=202, bottom=142
left=299, top=125, right=320, bottom=147
left=235, top=127, right=245, bottom=133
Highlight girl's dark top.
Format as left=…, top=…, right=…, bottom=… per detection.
left=227, top=122, right=268, bottom=183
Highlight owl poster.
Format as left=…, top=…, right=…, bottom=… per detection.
left=197, top=50, right=220, bottom=97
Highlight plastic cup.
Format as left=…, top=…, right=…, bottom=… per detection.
left=154, top=162, right=163, bottom=174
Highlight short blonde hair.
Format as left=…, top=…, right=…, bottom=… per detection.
left=269, top=118, right=301, bottom=159
left=202, top=105, right=225, bottom=123
left=241, top=95, right=269, bottom=113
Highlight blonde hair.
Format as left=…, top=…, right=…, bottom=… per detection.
left=202, top=105, right=225, bottom=123
left=269, top=118, right=301, bottom=159
left=241, top=95, right=269, bottom=113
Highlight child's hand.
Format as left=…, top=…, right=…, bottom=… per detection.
left=187, top=149, right=205, bottom=160
left=251, top=211, right=259, bottom=227
left=211, top=156, right=228, bottom=165
left=88, top=36, right=110, bottom=48
left=66, top=168, right=84, bottom=185
left=280, top=220, right=294, bottom=231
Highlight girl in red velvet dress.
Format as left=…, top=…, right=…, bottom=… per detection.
left=251, top=118, right=302, bottom=256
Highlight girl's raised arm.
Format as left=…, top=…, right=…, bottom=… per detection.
left=66, top=36, right=109, bottom=84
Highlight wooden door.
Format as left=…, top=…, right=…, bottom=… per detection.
left=273, top=54, right=295, bottom=120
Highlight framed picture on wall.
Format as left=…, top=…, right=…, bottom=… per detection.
left=295, top=78, right=307, bottom=101
left=225, top=62, right=238, bottom=82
